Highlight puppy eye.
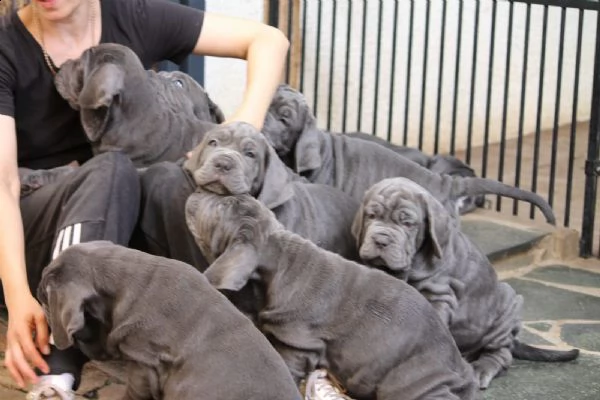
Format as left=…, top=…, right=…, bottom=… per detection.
left=208, top=139, right=218, bottom=147
left=244, top=150, right=256, bottom=159
left=174, top=79, right=184, bottom=88
left=365, top=212, right=376, bottom=220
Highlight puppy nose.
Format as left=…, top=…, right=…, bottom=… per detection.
left=213, top=157, right=233, bottom=173
left=372, top=234, right=390, bottom=249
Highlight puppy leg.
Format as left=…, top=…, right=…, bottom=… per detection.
left=471, top=347, right=512, bottom=389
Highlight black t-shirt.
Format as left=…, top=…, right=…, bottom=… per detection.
left=0, top=0, right=204, bottom=169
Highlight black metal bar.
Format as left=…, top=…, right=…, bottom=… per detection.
left=496, top=1, right=514, bottom=212
left=512, top=0, right=597, bottom=11
left=342, top=0, right=353, bottom=132
left=530, top=5, right=549, bottom=220
left=312, top=0, right=323, bottom=115
left=299, top=0, right=308, bottom=92
left=327, top=0, right=337, bottom=131
left=357, top=0, right=368, bottom=131
left=580, top=8, right=600, bottom=257
left=372, top=0, right=384, bottom=135
left=267, top=0, right=279, bottom=27
left=565, top=9, right=584, bottom=227
left=513, top=3, right=531, bottom=216
left=387, top=0, right=400, bottom=142
left=403, top=0, right=415, bottom=146
left=466, top=0, right=481, bottom=164
left=548, top=7, right=567, bottom=211
left=482, top=0, right=498, bottom=178
left=419, top=0, right=431, bottom=150
left=434, top=0, right=448, bottom=154
left=450, top=0, right=464, bottom=155
left=285, top=0, right=293, bottom=83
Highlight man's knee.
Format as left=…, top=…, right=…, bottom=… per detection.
left=140, top=161, right=194, bottom=211
left=80, top=151, right=139, bottom=189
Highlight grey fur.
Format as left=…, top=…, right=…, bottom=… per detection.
left=185, top=190, right=481, bottom=400
left=183, top=121, right=360, bottom=261
left=18, top=162, right=78, bottom=198
left=37, top=241, right=302, bottom=400
left=262, top=84, right=555, bottom=224
left=351, top=177, right=580, bottom=389
left=54, top=43, right=222, bottom=168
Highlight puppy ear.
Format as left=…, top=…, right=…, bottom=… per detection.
left=294, top=116, right=323, bottom=174
left=54, top=59, right=83, bottom=110
left=420, top=193, right=451, bottom=259
left=351, top=205, right=366, bottom=248
left=78, top=63, right=125, bottom=109
left=206, top=94, right=225, bottom=124
left=204, top=244, right=259, bottom=291
left=257, top=145, right=295, bottom=209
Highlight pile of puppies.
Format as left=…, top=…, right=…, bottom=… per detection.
left=35, top=44, right=579, bottom=400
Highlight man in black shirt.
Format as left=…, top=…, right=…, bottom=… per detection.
left=0, top=0, right=290, bottom=398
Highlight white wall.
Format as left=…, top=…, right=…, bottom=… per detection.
left=203, top=0, right=265, bottom=119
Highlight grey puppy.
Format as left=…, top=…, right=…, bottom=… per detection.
left=18, top=162, right=79, bottom=198
left=185, top=190, right=481, bottom=400
left=351, top=177, right=580, bottom=389
left=54, top=43, right=220, bottom=168
left=182, top=121, right=360, bottom=261
left=262, top=84, right=555, bottom=224
left=37, top=240, right=302, bottom=400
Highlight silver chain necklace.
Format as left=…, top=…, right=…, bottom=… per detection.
left=33, top=0, right=97, bottom=76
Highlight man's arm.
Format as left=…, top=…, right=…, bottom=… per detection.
left=192, top=12, right=290, bottom=130
left=0, top=114, right=49, bottom=388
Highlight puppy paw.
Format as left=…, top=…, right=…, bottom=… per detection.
left=471, top=358, right=502, bottom=390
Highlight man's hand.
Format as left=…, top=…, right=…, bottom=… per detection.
left=4, top=294, right=50, bottom=388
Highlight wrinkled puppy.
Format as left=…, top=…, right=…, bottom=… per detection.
left=183, top=121, right=360, bottom=261
left=262, top=84, right=555, bottom=224
left=37, top=241, right=302, bottom=400
left=18, top=162, right=79, bottom=198
left=185, top=190, right=481, bottom=400
left=54, top=43, right=218, bottom=167
left=351, top=177, right=580, bottom=389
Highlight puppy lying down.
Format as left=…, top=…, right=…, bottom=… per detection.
left=37, top=241, right=302, bottom=400
left=185, top=189, right=481, bottom=400
left=352, top=177, right=580, bottom=389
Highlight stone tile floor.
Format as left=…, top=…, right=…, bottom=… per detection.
left=1, top=230, right=599, bottom=399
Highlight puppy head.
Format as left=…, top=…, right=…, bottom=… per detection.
left=54, top=43, right=145, bottom=142
left=36, top=241, right=115, bottom=360
left=183, top=122, right=294, bottom=208
left=157, top=70, right=225, bottom=123
left=262, top=84, right=322, bottom=173
left=351, top=178, right=451, bottom=279
left=185, top=190, right=281, bottom=291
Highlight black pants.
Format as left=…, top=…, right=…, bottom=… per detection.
left=1, top=151, right=141, bottom=389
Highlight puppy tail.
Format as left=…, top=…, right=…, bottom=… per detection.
left=512, top=340, right=580, bottom=362
left=455, top=177, right=557, bottom=225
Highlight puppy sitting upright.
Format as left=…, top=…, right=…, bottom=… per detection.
left=185, top=190, right=481, bottom=400
left=351, top=177, right=580, bottom=389
left=37, top=241, right=302, bottom=400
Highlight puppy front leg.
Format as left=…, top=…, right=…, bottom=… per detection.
left=413, top=279, right=461, bottom=326
left=471, top=347, right=512, bottom=390
left=271, top=339, right=321, bottom=386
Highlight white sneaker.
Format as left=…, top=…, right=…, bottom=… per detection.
left=25, top=373, right=75, bottom=400
left=304, top=369, right=354, bottom=400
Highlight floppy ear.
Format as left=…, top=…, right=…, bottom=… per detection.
left=420, top=193, right=451, bottom=259
left=257, top=145, right=295, bottom=209
left=206, top=94, right=225, bottom=124
left=351, top=205, right=366, bottom=248
left=54, top=59, right=83, bottom=110
left=203, top=244, right=259, bottom=291
left=43, top=282, right=97, bottom=350
left=78, top=63, right=125, bottom=109
left=294, top=116, right=323, bottom=174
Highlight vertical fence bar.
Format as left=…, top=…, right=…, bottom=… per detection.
left=372, top=0, right=384, bottom=135
left=514, top=2, right=531, bottom=216
left=531, top=5, right=549, bottom=220
left=434, top=0, right=448, bottom=154
left=342, top=0, right=353, bottom=132
left=357, top=0, right=368, bottom=131
left=403, top=0, right=415, bottom=145
left=387, top=0, right=400, bottom=142
left=466, top=0, right=481, bottom=164
left=497, top=1, right=514, bottom=211
left=312, top=0, right=323, bottom=115
left=451, top=0, right=464, bottom=155
left=549, top=7, right=567, bottom=209
left=565, top=9, right=584, bottom=227
left=327, top=0, right=337, bottom=131
left=299, top=0, right=307, bottom=92
left=581, top=7, right=600, bottom=257
left=419, top=0, right=432, bottom=150
left=285, top=0, right=293, bottom=83
left=482, top=0, right=498, bottom=178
